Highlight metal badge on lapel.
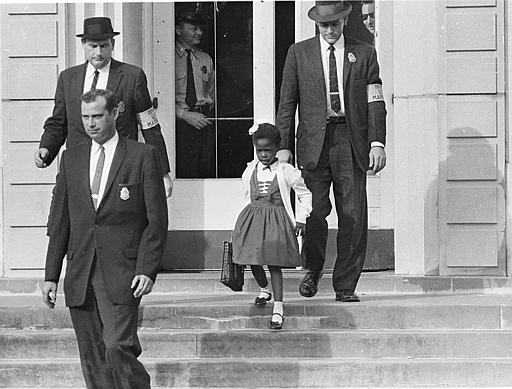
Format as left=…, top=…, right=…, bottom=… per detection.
left=348, top=52, right=356, bottom=63
left=118, top=101, right=126, bottom=113
left=120, top=187, right=130, bottom=201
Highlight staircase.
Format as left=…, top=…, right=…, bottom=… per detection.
left=2, top=272, right=512, bottom=388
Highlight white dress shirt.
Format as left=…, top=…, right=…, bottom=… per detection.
left=90, top=131, right=118, bottom=208
left=256, top=160, right=278, bottom=194
left=320, top=35, right=384, bottom=149
left=320, top=35, right=345, bottom=116
left=83, top=61, right=111, bottom=93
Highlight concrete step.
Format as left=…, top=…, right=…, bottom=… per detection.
left=4, top=328, right=512, bottom=360
left=2, top=358, right=512, bottom=387
left=1, top=293, right=512, bottom=330
left=3, top=271, right=512, bottom=296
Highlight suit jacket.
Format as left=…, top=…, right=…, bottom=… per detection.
left=276, top=35, right=386, bottom=172
left=44, top=136, right=168, bottom=307
left=40, top=59, right=170, bottom=173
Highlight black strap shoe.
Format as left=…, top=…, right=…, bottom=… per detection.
left=254, top=292, right=272, bottom=306
left=299, top=270, right=323, bottom=298
left=269, top=312, right=284, bottom=330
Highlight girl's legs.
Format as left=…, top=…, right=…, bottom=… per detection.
left=268, top=265, right=284, bottom=326
left=251, top=265, right=272, bottom=303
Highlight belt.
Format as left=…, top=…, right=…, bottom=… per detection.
left=327, top=116, right=346, bottom=124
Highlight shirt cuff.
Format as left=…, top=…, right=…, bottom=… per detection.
left=371, top=141, right=385, bottom=149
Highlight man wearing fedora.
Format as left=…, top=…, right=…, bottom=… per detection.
left=276, top=1, right=386, bottom=302
left=34, top=17, right=173, bottom=197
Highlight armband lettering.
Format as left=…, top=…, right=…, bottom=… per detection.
left=137, top=107, right=159, bottom=129
left=367, top=84, right=384, bottom=103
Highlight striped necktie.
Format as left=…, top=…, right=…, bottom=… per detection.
left=328, top=45, right=341, bottom=113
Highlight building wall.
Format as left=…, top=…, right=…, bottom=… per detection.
left=1, top=1, right=502, bottom=277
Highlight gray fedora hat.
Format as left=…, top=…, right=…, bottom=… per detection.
left=308, top=1, right=352, bottom=22
left=76, top=17, right=120, bottom=40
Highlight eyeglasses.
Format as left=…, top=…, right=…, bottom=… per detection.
left=362, top=13, right=375, bottom=21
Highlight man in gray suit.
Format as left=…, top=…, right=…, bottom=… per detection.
left=276, top=1, right=386, bottom=302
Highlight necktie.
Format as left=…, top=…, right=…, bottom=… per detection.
left=90, top=70, right=100, bottom=91
left=91, top=145, right=105, bottom=209
left=185, top=49, right=197, bottom=110
left=328, top=45, right=341, bottom=114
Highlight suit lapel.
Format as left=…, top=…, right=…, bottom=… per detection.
left=77, top=141, right=95, bottom=210
left=311, top=37, right=326, bottom=91
left=98, top=136, right=127, bottom=210
left=106, top=59, right=123, bottom=94
left=343, top=39, right=353, bottom=89
left=72, top=64, right=87, bottom=126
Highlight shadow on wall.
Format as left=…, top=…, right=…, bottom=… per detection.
left=424, top=127, right=505, bottom=276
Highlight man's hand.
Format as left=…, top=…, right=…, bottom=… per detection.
left=163, top=173, right=173, bottom=198
left=276, top=149, right=293, bottom=163
left=295, top=222, right=306, bottom=237
left=131, top=275, right=154, bottom=298
left=369, top=146, right=386, bottom=174
left=182, top=111, right=212, bottom=130
left=42, top=281, right=58, bottom=309
left=34, top=148, right=50, bottom=168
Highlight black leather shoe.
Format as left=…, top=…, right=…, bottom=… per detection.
left=254, top=292, right=272, bottom=306
left=335, top=291, right=360, bottom=302
left=269, top=313, right=284, bottom=330
left=299, top=270, right=323, bottom=298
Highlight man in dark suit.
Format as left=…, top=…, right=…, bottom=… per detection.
left=34, top=16, right=173, bottom=197
left=42, top=89, right=168, bottom=388
left=276, top=1, right=386, bottom=302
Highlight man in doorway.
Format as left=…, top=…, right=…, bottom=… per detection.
left=276, top=1, right=386, bottom=302
left=42, top=89, right=168, bottom=388
left=175, top=8, right=216, bottom=178
left=34, top=16, right=173, bottom=197
left=362, top=1, right=376, bottom=35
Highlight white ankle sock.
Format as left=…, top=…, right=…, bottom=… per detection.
left=273, top=301, right=284, bottom=322
left=258, top=286, right=271, bottom=299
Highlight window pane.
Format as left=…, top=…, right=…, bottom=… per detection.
left=174, top=2, right=253, bottom=179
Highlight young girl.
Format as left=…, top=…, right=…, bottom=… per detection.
left=232, top=122, right=312, bottom=330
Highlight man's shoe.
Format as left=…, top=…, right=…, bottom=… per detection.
left=335, top=291, right=360, bottom=302
left=299, top=270, right=323, bottom=298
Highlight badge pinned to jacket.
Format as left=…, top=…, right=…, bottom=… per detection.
left=118, top=101, right=126, bottom=113
left=201, top=66, right=207, bottom=74
left=348, top=52, right=356, bottom=63
left=120, top=187, right=130, bottom=201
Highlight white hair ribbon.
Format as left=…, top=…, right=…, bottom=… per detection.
left=248, top=118, right=272, bottom=135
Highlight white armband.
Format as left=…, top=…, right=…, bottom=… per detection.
left=136, top=107, right=159, bottom=129
left=367, top=84, right=384, bottom=103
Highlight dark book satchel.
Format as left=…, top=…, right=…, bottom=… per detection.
left=220, top=241, right=245, bottom=291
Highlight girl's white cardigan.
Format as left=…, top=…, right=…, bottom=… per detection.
left=241, top=159, right=313, bottom=225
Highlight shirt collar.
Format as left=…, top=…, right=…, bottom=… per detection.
left=91, top=131, right=119, bottom=154
left=175, top=41, right=197, bottom=58
left=257, top=159, right=278, bottom=172
left=319, top=34, right=345, bottom=53
left=86, top=60, right=111, bottom=77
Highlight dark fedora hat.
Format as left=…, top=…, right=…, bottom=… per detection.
left=308, top=1, right=352, bottom=22
left=76, top=17, right=120, bottom=40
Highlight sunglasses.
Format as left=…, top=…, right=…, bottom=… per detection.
left=362, top=13, right=375, bottom=21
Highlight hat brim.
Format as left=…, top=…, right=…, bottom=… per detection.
left=308, top=4, right=352, bottom=22
left=76, top=32, right=120, bottom=39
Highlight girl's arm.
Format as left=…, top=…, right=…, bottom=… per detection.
left=284, top=165, right=312, bottom=224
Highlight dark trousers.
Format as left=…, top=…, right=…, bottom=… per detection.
left=69, top=259, right=150, bottom=389
left=176, top=120, right=216, bottom=178
left=301, top=122, right=368, bottom=293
